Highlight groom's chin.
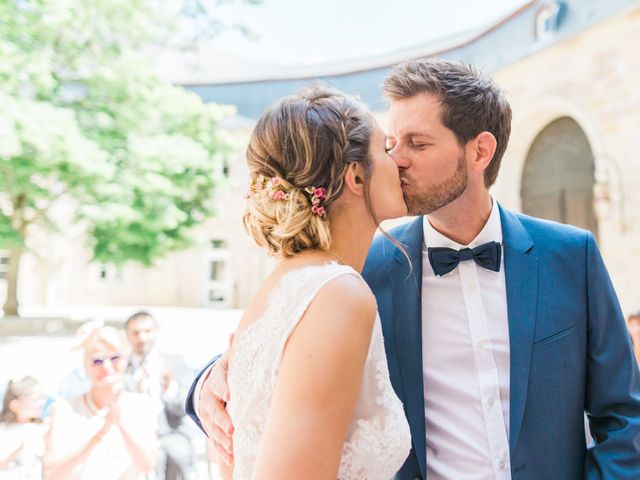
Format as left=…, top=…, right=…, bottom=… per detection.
left=404, top=196, right=433, bottom=217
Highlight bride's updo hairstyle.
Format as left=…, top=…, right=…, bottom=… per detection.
left=243, top=86, right=376, bottom=257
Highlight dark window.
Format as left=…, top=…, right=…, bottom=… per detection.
left=210, top=239, right=227, bottom=249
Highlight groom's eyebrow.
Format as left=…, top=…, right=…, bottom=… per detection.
left=407, top=132, right=436, bottom=140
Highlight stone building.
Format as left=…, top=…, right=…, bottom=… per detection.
left=2, top=0, right=638, bottom=313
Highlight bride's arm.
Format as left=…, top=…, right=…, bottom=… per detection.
left=251, top=275, right=376, bottom=480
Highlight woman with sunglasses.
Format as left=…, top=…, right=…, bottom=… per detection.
left=43, top=325, right=158, bottom=479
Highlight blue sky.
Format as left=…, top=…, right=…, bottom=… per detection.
left=206, top=0, right=530, bottom=65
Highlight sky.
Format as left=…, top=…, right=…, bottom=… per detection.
left=204, top=0, right=531, bottom=65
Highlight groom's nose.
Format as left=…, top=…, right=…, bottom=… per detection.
left=389, top=147, right=410, bottom=169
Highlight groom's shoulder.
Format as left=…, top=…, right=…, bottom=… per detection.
left=506, top=208, right=593, bottom=250
left=369, top=220, right=417, bottom=258
left=364, top=218, right=419, bottom=275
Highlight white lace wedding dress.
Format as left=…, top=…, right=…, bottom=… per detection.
left=227, top=262, right=411, bottom=479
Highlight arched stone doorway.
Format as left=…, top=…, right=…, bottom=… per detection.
left=521, top=117, right=599, bottom=239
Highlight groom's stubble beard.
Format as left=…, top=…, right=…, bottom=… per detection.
left=402, top=153, right=469, bottom=216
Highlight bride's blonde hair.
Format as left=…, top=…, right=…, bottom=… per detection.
left=243, top=86, right=375, bottom=258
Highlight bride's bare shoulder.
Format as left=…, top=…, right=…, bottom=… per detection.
left=300, top=273, right=377, bottom=338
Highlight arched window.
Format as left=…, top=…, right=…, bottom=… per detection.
left=521, top=117, right=599, bottom=239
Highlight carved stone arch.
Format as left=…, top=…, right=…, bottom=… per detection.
left=521, top=116, right=598, bottom=239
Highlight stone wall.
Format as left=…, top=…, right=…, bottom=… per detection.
left=492, top=7, right=640, bottom=313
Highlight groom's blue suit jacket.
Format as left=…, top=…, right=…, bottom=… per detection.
left=362, top=205, right=640, bottom=480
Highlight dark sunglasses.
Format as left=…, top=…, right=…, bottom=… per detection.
left=91, top=354, right=123, bottom=367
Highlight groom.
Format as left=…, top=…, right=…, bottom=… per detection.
left=187, top=60, right=640, bottom=479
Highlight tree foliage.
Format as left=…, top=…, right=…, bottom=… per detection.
left=0, top=0, right=235, bottom=262
left=0, top=0, right=236, bottom=313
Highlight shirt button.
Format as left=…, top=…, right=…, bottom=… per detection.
left=488, top=398, right=495, bottom=406
left=499, top=460, right=506, bottom=469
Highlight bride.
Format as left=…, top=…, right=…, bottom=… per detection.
left=214, top=86, right=410, bottom=479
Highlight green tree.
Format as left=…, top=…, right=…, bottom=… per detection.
left=0, top=0, right=236, bottom=316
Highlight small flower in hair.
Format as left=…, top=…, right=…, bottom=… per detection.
left=255, top=175, right=267, bottom=190
left=304, top=185, right=328, bottom=217
left=249, top=175, right=290, bottom=201
left=311, top=205, right=326, bottom=216
left=246, top=175, right=268, bottom=198
left=272, top=190, right=286, bottom=201
left=314, top=187, right=327, bottom=200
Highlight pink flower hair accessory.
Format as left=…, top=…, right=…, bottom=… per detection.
left=272, top=190, right=288, bottom=201
left=265, top=176, right=290, bottom=201
left=246, top=175, right=291, bottom=201
left=305, top=185, right=329, bottom=217
left=246, top=174, right=268, bottom=198
left=311, top=205, right=326, bottom=216
left=245, top=175, right=328, bottom=218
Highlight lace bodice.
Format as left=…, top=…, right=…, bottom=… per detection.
left=227, top=262, right=411, bottom=479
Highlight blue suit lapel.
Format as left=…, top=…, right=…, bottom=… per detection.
left=390, top=217, right=427, bottom=477
left=499, top=205, right=538, bottom=453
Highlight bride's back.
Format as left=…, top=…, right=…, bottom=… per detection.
left=227, top=261, right=410, bottom=480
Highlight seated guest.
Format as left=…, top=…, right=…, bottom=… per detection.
left=43, top=325, right=158, bottom=480
left=124, top=311, right=196, bottom=480
left=0, top=376, right=47, bottom=479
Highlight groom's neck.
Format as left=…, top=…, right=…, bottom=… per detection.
left=427, top=189, right=493, bottom=246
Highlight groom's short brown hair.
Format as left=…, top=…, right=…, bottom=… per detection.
left=383, top=59, right=512, bottom=187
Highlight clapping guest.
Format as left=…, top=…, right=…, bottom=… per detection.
left=0, top=376, right=47, bottom=479
left=43, top=325, right=158, bottom=480
left=123, top=311, right=195, bottom=480
left=123, top=312, right=192, bottom=412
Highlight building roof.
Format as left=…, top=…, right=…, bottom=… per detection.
left=179, top=0, right=639, bottom=118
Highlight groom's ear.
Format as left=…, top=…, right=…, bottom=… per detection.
left=343, top=162, right=366, bottom=196
left=470, top=131, right=497, bottom=173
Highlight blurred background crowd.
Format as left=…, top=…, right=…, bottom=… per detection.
left=1, top=311, right=221, bottom=479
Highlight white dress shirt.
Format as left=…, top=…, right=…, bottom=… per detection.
left=422, top=201, right=511, bottom=479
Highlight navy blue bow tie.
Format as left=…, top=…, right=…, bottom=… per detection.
left=427, top=241, right=502, bottom=277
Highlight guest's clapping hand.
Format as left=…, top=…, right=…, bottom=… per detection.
left=106, top=400, right=121, bottom=426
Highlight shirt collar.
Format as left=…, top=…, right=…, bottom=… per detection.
left=423, top=198, right=503, bottom=250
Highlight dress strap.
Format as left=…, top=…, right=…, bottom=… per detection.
left=269, top=262, right=363, bottom=377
